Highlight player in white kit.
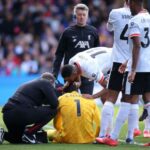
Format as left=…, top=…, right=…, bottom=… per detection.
left=96, top=0, right=141, bottom=146
left=69, top=47, right=112, bottom=78
left=123, top=0, right=150, bottom=146
left=61, top=47, right=112, bottom=98
left=97, top=0, right=150, bottom=146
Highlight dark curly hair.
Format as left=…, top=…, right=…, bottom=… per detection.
left=61, top=64, right=74, bottom=78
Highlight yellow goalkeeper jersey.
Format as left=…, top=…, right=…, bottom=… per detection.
left=51, top=91, right=100, bottom=143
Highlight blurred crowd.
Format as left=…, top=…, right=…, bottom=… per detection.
left=0, top=0, right=149, bottom=76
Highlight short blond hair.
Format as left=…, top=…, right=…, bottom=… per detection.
left=73, top=3, right=89, bottom=16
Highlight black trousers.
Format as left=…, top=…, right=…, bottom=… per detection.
left=80, top=77, right=94, bottom=95
left=2, top=105, right=57, bottom=143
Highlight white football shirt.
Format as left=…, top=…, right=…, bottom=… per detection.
left=127, top=10, right=150, bottom=72
left=69, top=47, right=112, bottom=83
left=107, top=6, right=131, bottom=63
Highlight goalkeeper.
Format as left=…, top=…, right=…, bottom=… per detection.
left=47, top=83, right=100, bottom=143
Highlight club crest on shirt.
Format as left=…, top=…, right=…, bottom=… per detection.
left=92, top=73, right=97, bottom=79
left=73, top=39, right=77, bottom=42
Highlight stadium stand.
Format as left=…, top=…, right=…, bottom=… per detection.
left=0, top=0, right=149, bottom=104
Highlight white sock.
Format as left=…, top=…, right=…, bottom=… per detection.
left=148, top=117, right=150, bottom=129
left=145, top=102, right=150, bottom=129
left=144, top=117, right=149, bottom=130
left=99, top=101, right=114, bottom=137
left=127, top=104, right=139, bottom=139
left=134, top=107, right=139, bottom=130
left=111, top=102, right=131, bottom=140
left=106, top=116, right=113, bottom=135
left=106, top=117, right=113, bottom=135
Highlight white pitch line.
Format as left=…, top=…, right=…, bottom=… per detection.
left=118, top=139, right=144, bottom=146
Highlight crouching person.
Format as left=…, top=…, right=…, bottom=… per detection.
left=47, top=83, right=100, bottom=143
left=0, top=72, right=58, bottom=144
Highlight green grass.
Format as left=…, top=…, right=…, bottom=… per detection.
left=0, top=106, right=150, bottom=150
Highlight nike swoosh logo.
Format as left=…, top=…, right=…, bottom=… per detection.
left=22, top=135, right=36, bottom=144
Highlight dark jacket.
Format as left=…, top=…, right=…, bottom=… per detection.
left=2, top=78, right=58, bottom=112
left=53, top=24, right=100, bottom=77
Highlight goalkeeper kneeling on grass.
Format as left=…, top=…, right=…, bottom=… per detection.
left=47, top=83, right=100, bottom=143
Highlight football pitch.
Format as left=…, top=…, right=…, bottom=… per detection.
left=0, top=106, right=150, bottom=150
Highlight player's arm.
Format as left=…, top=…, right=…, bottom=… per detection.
left=128, top=20, right=141, bottom=83
left=107, top=10, right=116, bottom=31
left=62, top=81, right=70, bottom=91
left=93, top=28, right=100, bottom=46
left=128, top=36, right=140, bottom=83
left=62, top=76, right=81, bottom=92
left=53, top=109, right=62, bottom=130
left=96, top=71, right=107, bottom=88
left=47, top=110, right=62, bottom=141
left=92, top=88, right=107, bottom=99
left=94, top=66, right=107, bottom=88
left=131, top=36, right=140, bottom=72
left=73, top=75, right=81, bottom=88
left=82, top=88, right=107, bottom=100
left=53, top=32, right=67, bottom=78
left=118, top=60, right=128, bottom=74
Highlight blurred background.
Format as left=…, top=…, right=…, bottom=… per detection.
left=0, top=0, right=149, bottom=104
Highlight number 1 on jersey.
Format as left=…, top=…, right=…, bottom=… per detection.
left=74, top=99, right=81, bottom=117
